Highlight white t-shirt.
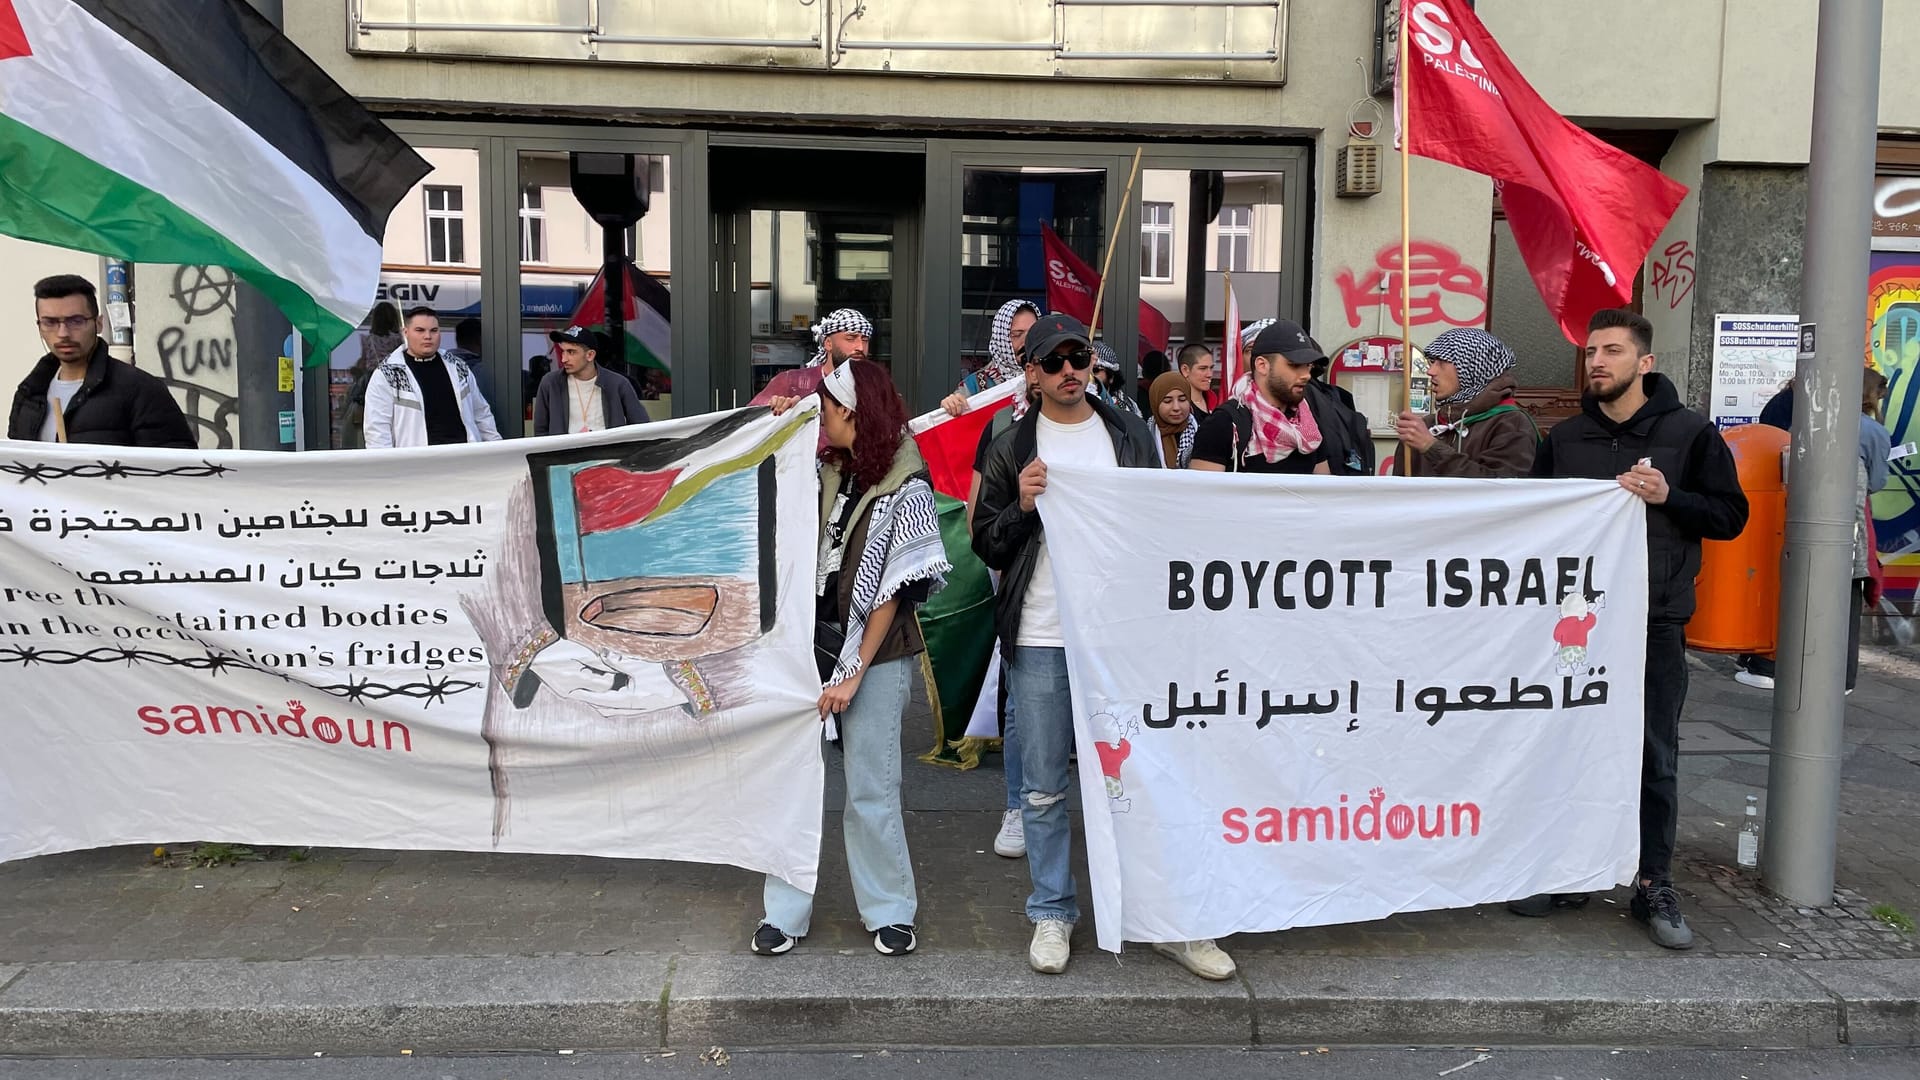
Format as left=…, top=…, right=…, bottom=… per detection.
left=39, top=377, right=83, bottom=442
left=1017, top=410, right=1118, bottom=648
left=565, top=376, right=606, bottom=434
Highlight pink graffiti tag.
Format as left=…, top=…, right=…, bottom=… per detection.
left=1335, top=241, right=1488, bottom=329
left=1649, top=240, right=1695, bottom=310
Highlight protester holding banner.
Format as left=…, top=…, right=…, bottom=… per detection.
left=939, top=298, right=1044, bottom=860
left=752, top=308, right=872, bottom=410
left=1393, top=328, right=1537, bottom=478
left=1189, top=320, right=1331, bottom=476
left=1148, top=371, right=1198, bottom=469
left=1521, top=308, right=1748, bottom=949
left=941, top=298, right=1042, bottom=418
left=972, top=312, right=1234, bottom=980
left=756, top=360, right=949, bottom=959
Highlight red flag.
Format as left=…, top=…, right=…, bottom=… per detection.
left=1040, top=224, right=1173, bottom=353
left=1397, top=0, right=1686, bottom=344
left=908, top=381, right=1021, bottom=502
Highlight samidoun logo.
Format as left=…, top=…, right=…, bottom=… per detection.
left=1408, top=1, right=1500, bottom=98
left=1047, top=259, right=1090, bottom=294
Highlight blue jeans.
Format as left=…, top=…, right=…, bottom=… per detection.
left=1002, top=680, right=1024, bottom=812
left=763, top=657, right=918, bottom=936
left=1006, top=645, right=1078, bottom=924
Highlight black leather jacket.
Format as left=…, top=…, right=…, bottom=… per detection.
left=970, top=396, right=1159, bottom=657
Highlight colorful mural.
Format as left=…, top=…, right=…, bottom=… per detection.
left=1867, top=251, right=1920, bottom=603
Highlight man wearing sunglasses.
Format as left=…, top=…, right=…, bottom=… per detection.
left=972, top=313, right=1235, bottom=983
left=9, top=275, right=193, bottom=447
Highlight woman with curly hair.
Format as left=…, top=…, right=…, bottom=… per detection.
left=755, top=360, right=949, bottom=959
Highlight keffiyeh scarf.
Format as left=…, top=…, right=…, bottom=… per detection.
left=1428, top=328, right=1517, bottom=408
left=1228, top=370, right=1323, bottom=464
left=976, top=299, right=1043, bottom=419
left=818, top=476, right=948, bottom=689
left=807, top=307, right=874, bottom=366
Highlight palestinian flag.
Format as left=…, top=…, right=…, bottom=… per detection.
left=569, top=260, right=672, bottom=371
left=907, top=381, right=1020, bottom=768
left=0, top=0, right=427, bottom=357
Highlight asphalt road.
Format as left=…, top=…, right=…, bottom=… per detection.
left=3, top=1048, right=1918, bottom=1080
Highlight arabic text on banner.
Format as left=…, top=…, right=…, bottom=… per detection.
left=0, top=408, right=826, bottom=891
left=1036, top=467, right=1649, bottom=952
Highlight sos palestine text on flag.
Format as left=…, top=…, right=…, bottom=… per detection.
left=0, top=0, right=427, bottom=357
left=1396, top=0, right=1686, bottom=344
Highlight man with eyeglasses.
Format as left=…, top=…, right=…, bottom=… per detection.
left=972, top=313, right=1236, bottom=982
left=9, top=274, right=193, bottom=447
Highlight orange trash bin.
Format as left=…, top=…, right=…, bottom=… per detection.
left=1688, top=424, right=1790, bottom=654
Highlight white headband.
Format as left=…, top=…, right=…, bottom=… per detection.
left=821, top=360, right=858, bottom=412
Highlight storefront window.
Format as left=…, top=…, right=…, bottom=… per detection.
left=958, top=165, right=1106, bottom=376
left=1139, top=169, right=1286, bottom=352
left=516, top=151, right=674, bottom=430
left=327, top=147, right=481, bottom=449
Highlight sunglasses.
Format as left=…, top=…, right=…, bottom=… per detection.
left=1034, top=348, right=1094, bottom=375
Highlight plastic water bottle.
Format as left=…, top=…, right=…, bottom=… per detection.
left=1737, top=795, right=1761, bottom=869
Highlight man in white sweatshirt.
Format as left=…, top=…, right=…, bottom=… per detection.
left=363, top=306, right=503, bottom=449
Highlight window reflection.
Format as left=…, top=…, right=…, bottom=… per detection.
left=958, top=166, right=1106, bottom=376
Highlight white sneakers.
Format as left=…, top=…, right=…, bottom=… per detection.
left=993, top=808, right=1026, bottom=858
left=1027, top=924, right=1236, bottom=981
left=1028, top=919, right=1072, bottom=973
left=1733, top=669, right=1776, bottom=690
left=1151, top=939, right=1238, bottom=981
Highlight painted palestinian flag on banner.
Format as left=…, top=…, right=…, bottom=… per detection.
left=0, top=0, right=427, bottom=357
left=568, top=260, right=672, bottom=371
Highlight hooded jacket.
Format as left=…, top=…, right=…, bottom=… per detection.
left=1398, top=374, right=1537, bottom=478
left=971, top=396, right=1158, bottom=656
left=1531, top=372, right=1748, bottom=623
left=9, top=341, right=195, bottom=447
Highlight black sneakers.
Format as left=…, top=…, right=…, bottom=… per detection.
left=750, top=923, right=797, bottom=956
left=873, top=923, right=918, bottom=956
left=1506, top=892, right=1591, bottom=917
left=1632, top=880, right=1695, bottom=950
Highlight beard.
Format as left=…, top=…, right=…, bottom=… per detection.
left=1590, top=371, right=1637, bottom=403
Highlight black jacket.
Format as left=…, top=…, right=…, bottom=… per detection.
left=531, top=367, right=651, bottom=437
left=1306, top=379, right=1376, bottom=476
left=1531, top=373, right=1748, bottom=623
left=9, top=342, right=195, bottom=447
left=972, top=396, right=1159, bottom=657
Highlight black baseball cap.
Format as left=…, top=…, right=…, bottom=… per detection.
left=1247, top=319, right=1324, bottom=367
left=549, top=324, right=602, bottom=350
left=1023, top=313, right=1091, bottom=363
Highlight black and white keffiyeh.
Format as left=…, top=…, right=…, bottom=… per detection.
left=816, top=476, right=948, bottom=689
left=1427, top=328, right=1517, bottom=407
left=808, top=308, right=874, bottom=366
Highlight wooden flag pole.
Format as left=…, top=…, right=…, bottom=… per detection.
left=1089, top=147, right=1145, bottom=340
left=1222, top=266, right=1235, bottom=402
left=1398, top=7, right=1414, bottom=415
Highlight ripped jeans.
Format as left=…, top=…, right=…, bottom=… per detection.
left=1006, top=645, right=1079, bottom=924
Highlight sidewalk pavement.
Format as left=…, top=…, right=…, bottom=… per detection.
left=4, top=646, right=1920, bottom=1057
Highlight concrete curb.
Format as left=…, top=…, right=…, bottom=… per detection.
left=0, top=953, right=1915, bottom=1057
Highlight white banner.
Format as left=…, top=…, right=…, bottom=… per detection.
left=0, top=408, right=826, bottom=892
left=1037, top=467, right=1649, bottom=952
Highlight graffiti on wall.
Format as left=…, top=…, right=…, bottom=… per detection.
left=1648, top=240, right=1696, bottom=311
left=1866, top=251, right=1920, bottom=602
left=134, top=265, right=240, bottom=449
left=1334, top=241, right=1488, bottom=330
